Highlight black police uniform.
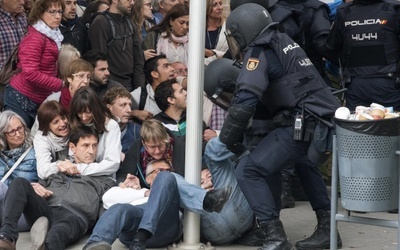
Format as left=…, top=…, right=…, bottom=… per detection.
left=276, top=0, right=332, bottom=82
left=326, top=0, right=400, bottom=111
left=223, top=25, right=339, bottom=221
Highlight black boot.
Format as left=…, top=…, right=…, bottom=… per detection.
left=281, top=174, right=295, bottom=209
left=295, top=210, right=342, bottom=249
left=258, top=219, right=292, bottom=250
left=203, top=186, right=232, bottom=213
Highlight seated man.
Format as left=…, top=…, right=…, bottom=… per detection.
left=83, top=159, right=181, bottom=250
left=116, top=119, right=230, bottom=214
left=199, top=137, right=254, bottom=245
left=130, top=55, right=175, bottom=121
left=103, top=87, right=141, bottom=154
left=0, top=126, right=116, bottom=250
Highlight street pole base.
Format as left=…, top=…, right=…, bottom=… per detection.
left=168, top=241, right=215, bottom=250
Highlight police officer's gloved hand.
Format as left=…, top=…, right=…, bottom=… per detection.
left=220, top=104, right=255, bottom=155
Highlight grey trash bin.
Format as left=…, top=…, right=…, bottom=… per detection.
left=335, top=117, right=400, bottom=212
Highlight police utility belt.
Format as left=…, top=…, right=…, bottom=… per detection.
left=272, top=110, right=316, bottom=142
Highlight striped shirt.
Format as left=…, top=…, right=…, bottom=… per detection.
left=0, top=7, right=27, bottom=69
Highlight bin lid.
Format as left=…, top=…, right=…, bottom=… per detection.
left=334, top=117, right=400, bottom=136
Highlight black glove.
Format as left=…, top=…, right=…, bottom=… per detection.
left=220, top=104, right=255, bottom=154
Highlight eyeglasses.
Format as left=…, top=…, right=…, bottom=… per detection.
left=4, top=125, right=25, bottom=137
left=147, top=168, right=171, bottom=176
left=143, top=2, right=152, bottom=7
left=144, top=142, right=167, bottom=151
left=47, top=9, right=63, bottom=16
left=72, top=73, right=91, bottom=81
left=174, top=68, right=188, bottom=75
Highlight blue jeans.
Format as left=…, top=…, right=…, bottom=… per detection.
left=172, top=173, right=207, bottom=214
left=3, top=85, right=38, bottom=128
left=86, top=172, right=182, bottom=248
left=200, top=137, right=254, bottom=245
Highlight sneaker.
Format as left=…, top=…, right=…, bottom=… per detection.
left=30, top=217, right=48, bottom=250
left=0, top=234, right=15, bottom=250
left=82, top=241, right=112, bottom=250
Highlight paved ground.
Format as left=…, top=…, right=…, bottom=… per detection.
left=14, top=200, right=399, bottom=250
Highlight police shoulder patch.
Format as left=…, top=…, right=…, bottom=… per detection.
left=246, top=58, right=259, bottom=71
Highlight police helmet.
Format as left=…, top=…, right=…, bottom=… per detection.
left=226, top=3, right=273, bottom=56
left=230, top=0, right=278, bottom=10
left=204, top=58, right=240, bottom=110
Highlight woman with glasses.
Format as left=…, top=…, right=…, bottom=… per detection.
left=0, top=111, right=38, bottom=232
left=30, top=58, right=93, bottom=137
left=3, top=0, right=65, bottom=128
left=68, top=87, right=121, bottom=176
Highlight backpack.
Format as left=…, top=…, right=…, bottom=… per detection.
left=86, top=12, right=135, bottom=51
left=138, top=86, right=148, bottom=111
left=0, top=45, right=21, bottom=85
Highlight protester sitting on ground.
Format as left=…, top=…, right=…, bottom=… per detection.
left=33, top=101, right=73, bottom=180
left=144, top=3, right=189, bottom=65
left=82, top=159, right=182, bottom=250
left=117, top=119, right=230, bottom=214
left=154, top=79, right=216, bottom=145
left=83, top=121, right=232, bottom=250
left=130, top=54, right=175, bottom=121
left=101, top=159, right=169, bottom=209
left=3, top=0, right=65, bottom=128
left=171, top=61, right=187, bottom=78
left=30, top=58, right=94, bottom=137
left=103, top=87, right=141, bottom=155
left=82, top=50, right=125, bottom=99
left=0, top=111, right=38, bottom=232
left=0, top=126, right=116, bottom=250
left=0, top=111, right=37, bottom=186
left=69, top=87, right=121, bottom=176
left=200, top=137, right=256, bottom=245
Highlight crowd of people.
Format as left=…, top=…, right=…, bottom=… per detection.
left=0, top=0, right=399, bottom=249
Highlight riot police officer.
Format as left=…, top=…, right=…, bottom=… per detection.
left=275, top=0, right=332, bottom=215
left=325, top=0, right=400, bottom=111
left=276, top=0, right=331, bottom=82
left=230, top=0, right=301, bottom=45
left=217, top=3, right=341, bottom=250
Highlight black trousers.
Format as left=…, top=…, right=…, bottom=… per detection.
left=236, top=126, right=331, bottom=221
left=0, top=178, right=87, bottom=249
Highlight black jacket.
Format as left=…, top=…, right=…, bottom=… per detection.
left=60, top=17, right=88, bottom=55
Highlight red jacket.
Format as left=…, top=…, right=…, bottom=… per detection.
left=10, top=26, right=62, bottom=104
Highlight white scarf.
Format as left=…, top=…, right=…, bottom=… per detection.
left=157, top=31, right=188, bottom=64
left=32, top=19, right=64, bottom=50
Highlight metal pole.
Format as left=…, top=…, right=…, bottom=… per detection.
left=170, top=1, right=214, bottom=249
left=330, top=136, right=338, bottom=250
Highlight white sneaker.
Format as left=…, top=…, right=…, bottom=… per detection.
left=30, top=216, right=48, bottom=250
